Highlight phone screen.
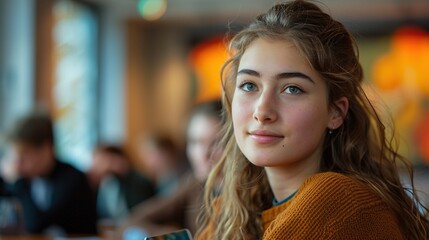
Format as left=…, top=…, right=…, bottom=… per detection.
left=144, top=229, right=193, bottom=240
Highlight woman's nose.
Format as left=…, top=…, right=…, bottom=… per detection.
left=253, top=92, right=277, bottom=123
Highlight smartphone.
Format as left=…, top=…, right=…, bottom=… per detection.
left=144, top=229, right=193, bottom=240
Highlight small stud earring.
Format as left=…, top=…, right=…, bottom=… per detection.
left=328, top=128, right=333, bottom=134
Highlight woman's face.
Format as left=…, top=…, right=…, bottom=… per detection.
left=232, top=38, right=337, bottom=169
left=187, top=115, right=222, bottom=181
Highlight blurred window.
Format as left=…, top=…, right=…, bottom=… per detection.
left=52, top=0, right=98, bottom=170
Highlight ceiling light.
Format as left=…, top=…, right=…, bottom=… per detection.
left=137, top=0, right=167, bottom=21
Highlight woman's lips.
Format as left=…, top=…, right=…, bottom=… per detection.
left=248, top=130, right=284, bottom=144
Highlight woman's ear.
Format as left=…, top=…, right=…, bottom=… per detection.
left=329, top=96, right=349, bottom=130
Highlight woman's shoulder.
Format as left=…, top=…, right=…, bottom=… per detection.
left=262, top=172, right=379, bottom=225
left=264, top=172, right=385, bottom=218
left=262, top=172, right=404, bottom=239
left=305, top=171, right=356, bottom=186
left=299, top=172, right=384, bottom=208
left=304, top=171, right=362, bottom=188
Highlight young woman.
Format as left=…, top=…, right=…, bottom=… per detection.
left=196, top=1, right=429, bottom=239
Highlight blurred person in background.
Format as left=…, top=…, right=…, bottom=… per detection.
left=3, top=110, right=97, bottom=236
left=116, top=99, right=223, bottom=239
left=90, top=144, right=156, bottom=224
left=86, top=146, right=111, bottom=191
left=138, top=134, right=188, bottom=197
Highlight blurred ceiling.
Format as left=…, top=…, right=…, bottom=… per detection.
left=86, top=0, right=429, bottom=23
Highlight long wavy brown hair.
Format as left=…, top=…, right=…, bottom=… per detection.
left=197, top=1, right=429, bottom=239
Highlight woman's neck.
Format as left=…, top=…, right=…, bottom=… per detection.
left=264, top=160, right=319, bottom=201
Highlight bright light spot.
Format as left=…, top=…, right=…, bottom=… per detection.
left=137, top=0, right=167, bottom=21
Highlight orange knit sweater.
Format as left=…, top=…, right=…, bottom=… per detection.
left=197, top=172, right=405, bottom=239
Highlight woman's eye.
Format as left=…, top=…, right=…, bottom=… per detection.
left=284, top=86, right=302, bottom=94
left=239, top=82, right=257, bottom=92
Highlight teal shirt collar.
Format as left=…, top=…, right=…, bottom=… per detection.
left=272, top=190, right=297, bottom=206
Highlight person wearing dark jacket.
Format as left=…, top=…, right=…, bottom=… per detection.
left=6, top=110, right=97, bottom=235
left=91, top=144, right=156, bottom=222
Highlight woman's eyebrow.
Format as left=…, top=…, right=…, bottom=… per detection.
left=237, top=68, right=314, bottom=84
left=276, top=72, right=314, bottom=84
left=237, top=68, right=260, bottom=77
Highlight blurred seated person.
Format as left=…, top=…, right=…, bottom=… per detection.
left=5, top=110, right=97, bottom=235
left=139, top=134, right=188, bottom=196
left=90, top=144, right=156, bottom=223
left=117, top=99, right=223, bottom=239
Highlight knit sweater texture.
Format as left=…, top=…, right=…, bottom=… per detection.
left=197, top=172, right=405, bottom=239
